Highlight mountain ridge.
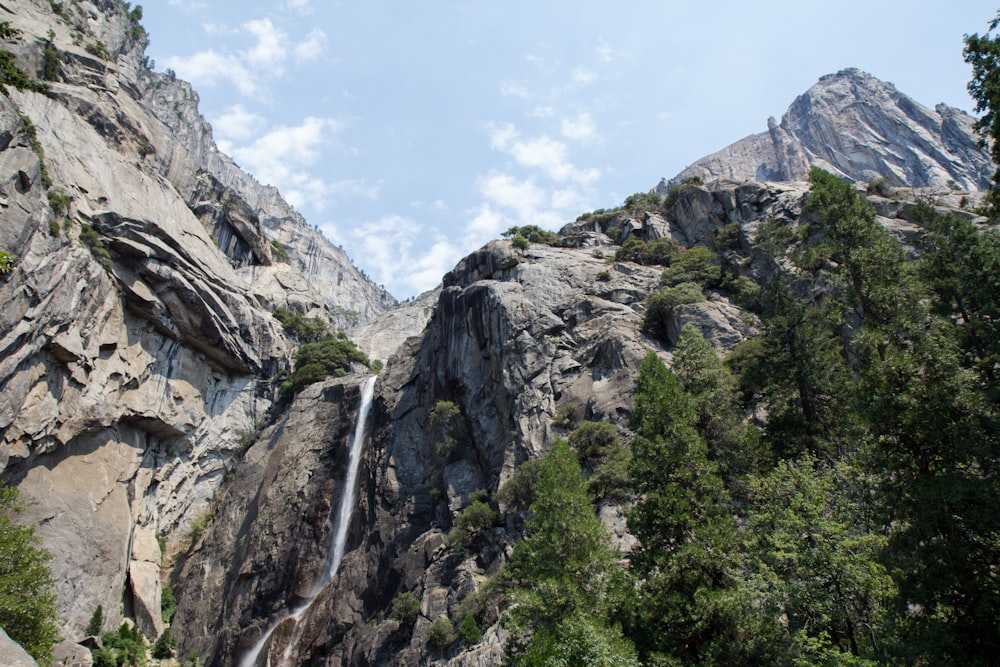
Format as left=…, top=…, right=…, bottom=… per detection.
left=661, top=68, right=992, bottom=192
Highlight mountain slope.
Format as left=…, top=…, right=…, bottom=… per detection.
left=663, top=68, right=992, bottom=191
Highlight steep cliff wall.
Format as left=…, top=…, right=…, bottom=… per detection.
left=0, top=0, right=394, bottom=649
left=665, top=68, right=993, bottom=191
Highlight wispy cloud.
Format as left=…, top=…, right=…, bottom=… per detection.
left=560, top=112, right=597, bottom=142
left=163, top=18, right=326, bottom=100
left=489, top=122, right=600, bottom=185
left=214, top=116, right=377, bottom=211
left=571, top=67, right=596, bottom=85
left=331, top=216, right=461, bottom=295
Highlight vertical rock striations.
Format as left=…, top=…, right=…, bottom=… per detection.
left=666, top=68, right=993, bottom=191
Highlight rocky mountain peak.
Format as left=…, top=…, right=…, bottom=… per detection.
left=664, top=67, right=993, bottom=191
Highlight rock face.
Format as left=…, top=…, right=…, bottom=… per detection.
left=665, top=68, right=993, bottom=191
left=0, top=0, right=394, bottom=644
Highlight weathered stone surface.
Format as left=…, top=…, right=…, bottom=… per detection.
left=666, top=68, right=993, bottom=191
left=0, top=628, right=37, bottom=667
left=53, top=640, right=93, bottom=667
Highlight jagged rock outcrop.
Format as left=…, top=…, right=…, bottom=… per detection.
left=0, top=0, right=395, bottom=645
left=664, top=68, right=993, bottom=191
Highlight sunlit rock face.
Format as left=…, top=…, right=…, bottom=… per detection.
left=665, top=68, right=992, bottom=192
left=0, top=0, right=394, bottom=645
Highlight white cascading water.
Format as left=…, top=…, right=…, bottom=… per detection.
left=239, top=375, right=377, bottom=667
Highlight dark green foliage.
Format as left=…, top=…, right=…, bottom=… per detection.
left=98, top=623, right=146, bottom=667
left=48, top=188, right=71, bottom=216
left=0, top=249, right=15, bottom=273
left=151, top=628, right=175, bottom=659
left=496, top=458, right=543, bottom=511
left=272, top=307, right=328, bottom=343
left=672, top=324, right=747, bottom=477
left=552, top=402, right=578, bottom=429
left=596, top=269, right=611, bottom=282
left=659, top=246, right=721, bottom=288
left=85, top=40, right=112, bottom=61
left=161, top=585, right=176, bottom=624
left=626, top=353, right=743, bottom=663
left=42, top=44, right=62, bottom=81
left=569, top=422, right=631, bottom=503
left=447, top=499, right=500, bottom=548
left=623, top=191, right=663, bottom=214
left=0, top=485, right=60, bottom=665
left=663, top=175, right=704, bottom=209
left=427, top=616, right=456, bottom=650
left=390, top=591, right=421, bottom=627
left=503, top=225, right=562, bottom=246
left=510, top=234, right=529, bottom=250
left=429, top=400, right=469, bottom=461
left=514, top=615, right=639, bottom=667
left=269, top=238, right=290, bottom=261
left=18, top=114, right=52, bottom=188
left=501, top=439, right=636, bottom=665
left=79, top=223, right=113, bottom=271
left=965, top=12, right=1000, bottom=204
left=459, top=614, right=481, bottom=644
left=86, top=604, right=104, bottom=636
left=613, top=237, right=679, bottom=265
left=0, top=24, right=49, bottom=96
left=280, top=335, right=371, bottom=398
left=642, top=282, right=704, bottom=340
left=713, top=222, right=741, bottom=250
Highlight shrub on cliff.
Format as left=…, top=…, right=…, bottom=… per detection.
left=280, top=333, right=372, bottom=398
left=0, top=485, right=60, bottom=665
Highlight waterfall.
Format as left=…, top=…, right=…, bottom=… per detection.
left=239, top=375, right=377, bottom=667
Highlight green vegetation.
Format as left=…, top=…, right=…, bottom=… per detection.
left=85, top=40, right=112, bottom=61
left=273, top=307, right=329, bottom=343
left=459, top=614, right=481, bottom=644
left=42, top=43, right=62, bottom=82
left=161, top=585, right=176, bottom=624
left=642, top=282, right=704, bottom=340
left=0, top=249, right=15, bottom=274
left=0, top=23, right=49, bottom=96
left=502, top=225, right=562, bottom=246
left=428, top=400, right=470, bottom=461
left=390, top=591, right=421, bottom=627
left=0, top=485, right=60, bottom=665
left=484, top=163, right=1000, bottom=665
left=596, top=269, right=612, bottom=282
left=86, top=605, right=104, bottom=637
left=497, top=439, right=637, bottom=666
left=93, top=623, right=145, bottom=667
left=447, top=495, right=500, bottom=549
left=151, top=628, right=175, bottom=660
left=48, top=188, right=72, bottom=216
left=510, top=234, right=529, bottom=250
left=187, top=507, right=215, bottom=543
left=269, top=238, right=290, bottom=261
left=496, top=458, right=543, bottom=511
left=965, top=12, right=1000, bottom=209
left=280, top=333, right=372, bottom=398
left=427, top=616, right=456, bottom=650
left=79, top=223, right=113, bottom=271
left=613, top=237, right=679, bottom=265
left=18, top=114, right=52, bottom=188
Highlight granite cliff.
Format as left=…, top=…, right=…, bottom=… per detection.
left=0, top=0, right=394, bottom=659
left=0, top=3, right=994, bottom=667
left=663, top=68, right=992, bottom=192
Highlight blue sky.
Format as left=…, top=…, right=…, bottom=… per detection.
left=142, top=1, right=995, bottom=299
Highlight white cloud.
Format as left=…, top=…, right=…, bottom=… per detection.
left=167, top=0, right=206, bottom=12
left=211, top=105, right=265, bottom=141
left=166, top=19, right=323, bottom=99
left=596, top=39, right=616, bottom=63
left=561, top=112, right=597, bottom=141
left=528, top=106, right=556, bottom=118
left=500, top=82, right=530, bottom=98
left=285, top=0, right=312, bottom=12
left=295, top=28, right=326, bottom=62
left=571, top=67, right=596, bottom=85
left=243, top=18, right=287, bottom=69
left=219, top=116, right=377, bottom=211
left=164, top=50, right=258, bottom=96
left=339, top=215, right=461, bottom=295
left=489, top=122, right=600, bottom=185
